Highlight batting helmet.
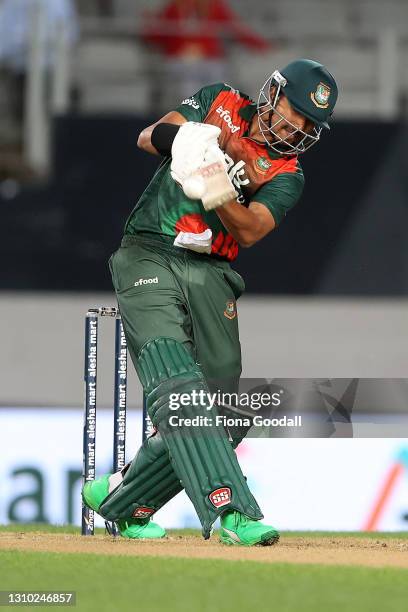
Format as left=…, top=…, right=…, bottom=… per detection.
left=257, top=59, right=338, bottom=155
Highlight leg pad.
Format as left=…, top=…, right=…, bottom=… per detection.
left=138, top=338, right=263, bottom=538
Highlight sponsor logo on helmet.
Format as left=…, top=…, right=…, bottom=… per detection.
left=224, top=300, right=236, bottom=320
left=181, top=96, right=200, bottom=110
left=209, top=487, right=232, bottom=508
left=132, top=506, right=155, bottom=518
left=216, top=106, right=240, bottom=133
left=255, top=156, right=272, bottom=173
left=311, top=82, right=331, bottom=108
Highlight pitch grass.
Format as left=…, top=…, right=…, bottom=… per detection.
left=1, top=526, right=408, bottom=612
left=2, top=550, right=408, bottom=612
left=1, top=523, right=408, bottom=538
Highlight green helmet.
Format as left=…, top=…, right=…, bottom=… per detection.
left=257, top=59, right=338, bottom=155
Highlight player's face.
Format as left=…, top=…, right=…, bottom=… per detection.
left=270, top=94, right=313, bottom=144
left=256, top=81, right=322, bottom=155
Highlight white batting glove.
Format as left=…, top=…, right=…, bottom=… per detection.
left=170, top=122, right=221, bottom=184
left=182, top=143, right=238, bottom=211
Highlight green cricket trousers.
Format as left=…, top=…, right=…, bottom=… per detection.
left=102, top=233, right=247, bottom=521
left=109, top=233, right=245, bottom=389
left=100, top=233, right=262, bottom=526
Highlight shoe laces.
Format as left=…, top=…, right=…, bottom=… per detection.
left=224, top=510, right=249, bottom=530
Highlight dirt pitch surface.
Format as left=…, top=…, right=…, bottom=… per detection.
left=1, top=532, right=408, bottom=568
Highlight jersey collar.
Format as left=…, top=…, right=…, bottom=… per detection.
left=239, top=102, right=257, bottom=123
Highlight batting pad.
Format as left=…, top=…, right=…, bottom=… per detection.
left=99, top=430, right=183, bottom=521
left=138, top=337, right=263, bottom=538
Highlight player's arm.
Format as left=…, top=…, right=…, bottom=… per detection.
left=216, top=201, right=276, bottom=248
left=215, top=171, right=304, bottom=247
left=137, top=111, right=187, bottom=155
left=137, top=84, right=225, bottom=155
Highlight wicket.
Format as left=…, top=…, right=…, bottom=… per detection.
left=82, top=306, right=151, bottom=536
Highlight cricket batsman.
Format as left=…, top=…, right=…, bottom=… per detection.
left=82, top=59, right=338, bottom=545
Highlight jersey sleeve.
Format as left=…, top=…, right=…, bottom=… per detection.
left=174, top=83, right=227, bottom=122
left=253, top=170, right=305, bottom=226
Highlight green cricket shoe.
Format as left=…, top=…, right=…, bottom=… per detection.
left=82, top=474, right=111, bottom=513
left=82, top=474, right=166, bottom=539
left=115, top=518, right=166, bottom=539
left=220, top=510, right=279, bottom=546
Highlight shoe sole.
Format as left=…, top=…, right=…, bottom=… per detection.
left=259, top=531, right=280, bottom=546
left=220, top=529, right=280, bottom=547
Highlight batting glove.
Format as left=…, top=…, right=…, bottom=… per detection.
left=170, top=122, right=221, bottom=184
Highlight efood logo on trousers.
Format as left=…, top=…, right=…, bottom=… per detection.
left=134, top=277, right=159, bottom=287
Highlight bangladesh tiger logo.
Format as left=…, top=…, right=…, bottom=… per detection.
left=224, top=300, right=236, bottom=320
left=311, top=82, right=330, bottom=108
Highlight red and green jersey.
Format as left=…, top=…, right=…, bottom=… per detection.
left=125, top=83, right=304, bottom=261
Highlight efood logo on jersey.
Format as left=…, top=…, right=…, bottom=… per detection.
left=134, top=277, right=159, bottom=287
left=216, top=106, right=240, bottom=133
